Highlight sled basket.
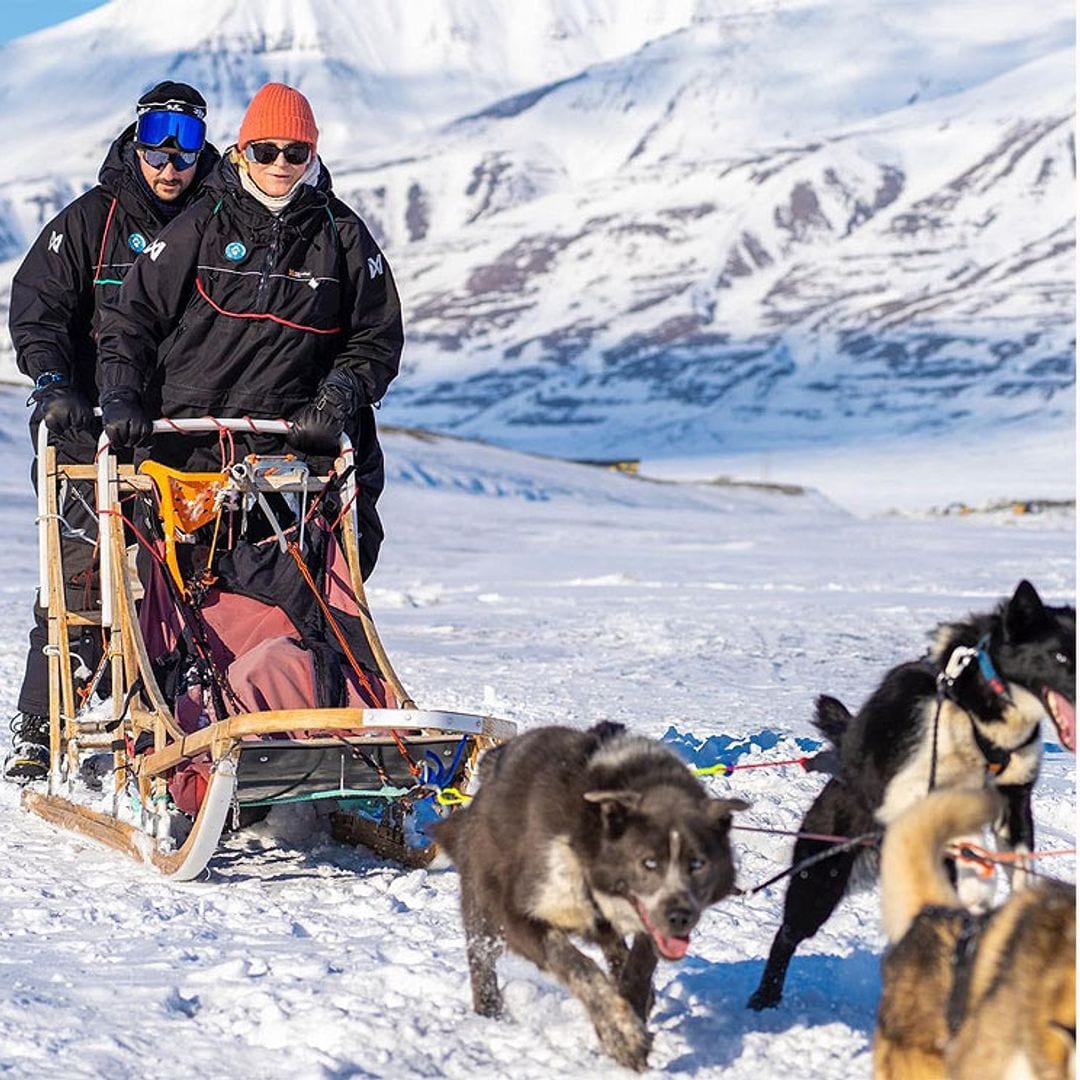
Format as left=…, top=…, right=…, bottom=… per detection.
left=22, top=417, right=515, bottom=878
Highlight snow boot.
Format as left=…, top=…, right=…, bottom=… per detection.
left=4, top=713, right=50, bottom=782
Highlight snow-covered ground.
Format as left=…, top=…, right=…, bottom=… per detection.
left=642, top=422, right=1077, bottom=516
left=0, top=385, right=1073, bottom=1078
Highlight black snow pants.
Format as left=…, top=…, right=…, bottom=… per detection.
left=17, top=421, right=108, bottom=717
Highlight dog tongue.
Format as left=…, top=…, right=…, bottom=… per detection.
left=634, top=899, right=692, bottom=960
left=654, top=932, right=691, bottom=960
left=1045, top=689, right=1076, bottom=752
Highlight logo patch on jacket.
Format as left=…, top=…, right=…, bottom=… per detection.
left=367, top=254, right=383, bottom=279
left=146, top=240, right=167, bottom=262
left=128, top=233, right=147, bottom=253
left=224, top=242, right=247, bottom=262
left=48, top=231, right=63, bottom=253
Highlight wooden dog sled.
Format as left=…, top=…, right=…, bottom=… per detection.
left=22, top=418, right=515, bottom=880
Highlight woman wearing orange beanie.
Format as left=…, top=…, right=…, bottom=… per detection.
left=97, top=82, right=403, bottom=577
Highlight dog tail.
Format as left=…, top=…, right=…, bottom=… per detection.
left=430, top=808, right=465, bottom=861
left=812, top=695, right=851, bottom=747
left=879, top=788, right=1001, bottom=943
left=588, top=721, right=627, bottom=744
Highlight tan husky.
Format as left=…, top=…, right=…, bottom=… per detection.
left=875, top=788, right=1075, bottom=1080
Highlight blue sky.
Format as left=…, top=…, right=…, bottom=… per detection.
left=0, top=0, right=108, bottom=45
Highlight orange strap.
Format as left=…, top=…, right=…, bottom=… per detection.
left=138, top=462, right=228, bottom=592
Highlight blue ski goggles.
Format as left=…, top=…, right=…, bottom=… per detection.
left=135, top=107, right=206, bottom=152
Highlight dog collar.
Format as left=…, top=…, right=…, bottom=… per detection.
left=974, top=633, right=1010, bottom=699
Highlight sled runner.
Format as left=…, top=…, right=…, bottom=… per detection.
left=22, top=418, right=515, bottom=879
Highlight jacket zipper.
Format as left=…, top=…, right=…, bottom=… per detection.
left=254, top=218, right=283, bottom=313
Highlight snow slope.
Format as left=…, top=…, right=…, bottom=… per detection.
left=0, top=385, right=1072, bottom=1078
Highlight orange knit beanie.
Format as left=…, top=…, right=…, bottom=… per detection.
left=238, top=83, right=319, bottom=150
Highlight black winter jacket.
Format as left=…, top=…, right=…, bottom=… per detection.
left=9, top=125, right=219, bottom=406
left=98, top=152, right=403, bottom=423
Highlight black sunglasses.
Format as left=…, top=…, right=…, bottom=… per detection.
left=141, top=148, right=199, bottom=172
left=244, top=141, right=312, bottom=166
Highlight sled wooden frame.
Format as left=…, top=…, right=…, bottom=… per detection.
left=22, top=418, right=515, bottom=880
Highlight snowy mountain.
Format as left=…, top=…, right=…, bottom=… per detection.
left=0, top=0, right=1075, bottom=465
left=343, top=1, right=1076, bottom=457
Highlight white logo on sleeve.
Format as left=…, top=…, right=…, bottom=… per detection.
left=145, top=240, right=167, bottom=262
left=48, top=231, right=64, bottom=253
left=367, top=254, right=383, bottom=279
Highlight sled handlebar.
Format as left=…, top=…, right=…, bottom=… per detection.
left=89, top=414, right=294, bottom=441
left=147, top=417, right=294, bottom=437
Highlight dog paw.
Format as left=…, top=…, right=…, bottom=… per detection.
left=472, top=989, right=503, bottom=1019
left=746, top=985, right=781, bottom=1011
left=593, top=997, right=652, bottom=1071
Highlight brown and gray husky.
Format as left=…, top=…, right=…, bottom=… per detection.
left=433, top=722, right=748, bottom=1071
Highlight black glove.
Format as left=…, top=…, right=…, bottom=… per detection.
left=100, top=387, right=153, bottom=448
left=287, top=370, right=360, bottom=455
left=29, top=375, right=94, bottom=435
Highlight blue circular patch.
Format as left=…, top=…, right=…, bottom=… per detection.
left=127, top=232, right=147, bottom=252
left=224, top=241, right=247, bottom=262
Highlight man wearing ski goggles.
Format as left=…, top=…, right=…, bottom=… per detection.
left=5, top=80, right=218, bottom=784
left=135, top=105, right=206, bottom=153
left=135, top=94, right=208, bottom=201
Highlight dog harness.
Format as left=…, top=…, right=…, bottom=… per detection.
left=969, top=718, right=1041, bottom=776
left=936, top=634, right=1011, bottom=703
left=945, top=906, right=993, bottom=1035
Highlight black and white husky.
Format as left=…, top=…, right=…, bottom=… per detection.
left=748, top=579, right=1075, bottom=1011
left=434, top=722, right=747, bottom=1071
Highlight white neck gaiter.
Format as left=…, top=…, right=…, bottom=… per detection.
left=235, top=151, right=321, bottom=215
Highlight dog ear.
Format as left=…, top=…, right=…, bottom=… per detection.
left=583, top=789, right=643, bottom=812
left=706, top=797, right=750, bottom=832
left=584, top=789, right=642, bottom=837
left=1005, top=579, right=1046, bottom=640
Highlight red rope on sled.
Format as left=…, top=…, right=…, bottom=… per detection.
left=329, top=488, right=358, bottom=534
left=102, top=508, right=169, bottom=570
